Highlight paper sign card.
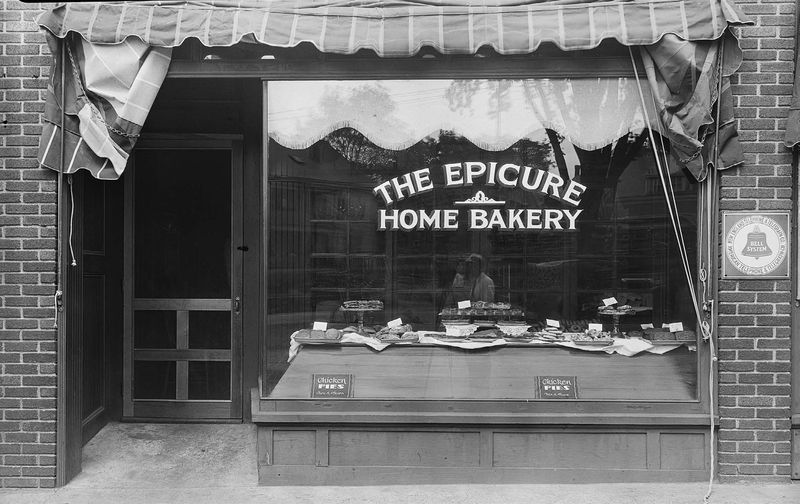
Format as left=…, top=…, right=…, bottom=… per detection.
left=536, top=376, right=578, bottom=399
left=668, top=322, right=684, bottom=332
left=641, top=323, right=654, bottom=329
left=311, top=374, right=353, bottom=398
left=312, top=321, right=328, bottom=331
left=388, top=318, right=403, bottom=328
left=457, top=300, right=471, bottom=309
left=588, top=323, right=603, bottom=332
left=662, top=323, right=670, bottom=329
left=602, top=297, right=618, bottom=306
left=546, top=319, right=560, bottom=328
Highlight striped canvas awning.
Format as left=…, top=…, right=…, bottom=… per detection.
left=36, top=1, right=750, bottom=180
left=40, top=0, right=747, bottom=55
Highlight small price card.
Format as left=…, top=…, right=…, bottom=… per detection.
left=536, top=376, right=578, bottom=399
left=387, top=318, right=403, bottom=328
left=312, top=321, right=328, bottom=331
left=457, top=300, right=471, bottom=309
left=588, top=323, right=603, bottom=332
left=602, top=297, right=618, bottom=306
left=546, top=319, right=560, bottom=328
left=668, top=322, right=684, bottom=332
left=311, top=374, right=353, bottom=398
left=641, top=323, right=654, bottom=329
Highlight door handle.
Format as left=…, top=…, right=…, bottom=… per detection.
left=233, top=296, right=241, bottom=314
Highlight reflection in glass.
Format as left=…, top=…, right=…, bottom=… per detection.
left=134, top=150, right=231, bottom=299
left=189, top=311, right=231, bottom=349
left=134, top=311, right=176, bottom=349
left=188, top=362, right=231, bottom=400
left=265, top=79, right=698, bottom=400
left=133, top=361, right=176, bottom=399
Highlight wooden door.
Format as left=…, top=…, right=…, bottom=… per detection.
left=80, top=172, right=123, bottom=441
left=124, top=139, right=243, bottom=420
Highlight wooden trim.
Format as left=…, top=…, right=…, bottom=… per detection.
left=251, top=382, right=712, bottom=423
left=791, top=149, right=799, bottom=435
left=133, top=298, right=232, bottom=311
left=479, top=430, right=492, bottom=468
left=231, top=140, right=245, bottom=419
left=132, top=400, right=234, bottom=419
left=315, top=428, right=329, bottom=467
left=259, top=465, right=708, bottom=485
left=167, top=57, right=640, bottom=80
left=176, top=311, right=189, bottom=349
left=257, top=426, right=273, bottom=466
left=176, top=361, right=189, bottom=401
left=136, top=134, right=244, bottom=149
left=260, top=81, right=270, bottom=398
left=241, top=80, right=264, bottom=422
left=645, top=430, right=660, bottom=470
left=254, top=410, right=714, bottom=426
left=123, top=155, right=135, bottom=418
left=134, top=349, right=232, bottom=361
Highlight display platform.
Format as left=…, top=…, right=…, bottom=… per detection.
left=268, top=344, right=697, bottom=401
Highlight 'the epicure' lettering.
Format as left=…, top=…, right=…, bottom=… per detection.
left=374, top=163, right=586, bottom=207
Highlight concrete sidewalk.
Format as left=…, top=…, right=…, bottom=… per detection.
left=1, top=422, right=797, bottom=504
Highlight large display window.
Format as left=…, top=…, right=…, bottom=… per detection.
left=262, top=79, right=701, bottom=402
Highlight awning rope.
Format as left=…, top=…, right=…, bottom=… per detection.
left=628, top=46, right=718, bottom=503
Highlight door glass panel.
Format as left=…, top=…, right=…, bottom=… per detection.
left=189, top=311, right=231, bottom=349
left=133, top=361, right=176, bottom=399
left=134, top=311, right=176, bottom=349
left=188, top=362, right=231, bottom=400
left=134, top=149, right=231, bottom=299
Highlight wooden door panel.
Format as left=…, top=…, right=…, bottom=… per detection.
left=124, top=142, right=243, bottom=420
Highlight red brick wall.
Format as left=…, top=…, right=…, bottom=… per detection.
left=720, top=0, right=795, bottom=480
left=0, top=0, right=796, bottom=488
left=0, top=1, right=57, bottom=489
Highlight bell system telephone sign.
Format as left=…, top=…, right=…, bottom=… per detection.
left=723, top=212, right=789, bottom=279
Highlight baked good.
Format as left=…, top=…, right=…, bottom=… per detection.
left=295, top=329, right=342, bottom=341
left=342, top=299, right=384, bottom=310
left=674, top=330, right=696, bottom=341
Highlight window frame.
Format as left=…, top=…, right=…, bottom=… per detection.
left=256, top=53, right=714, bottom=424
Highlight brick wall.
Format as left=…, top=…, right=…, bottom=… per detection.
left=719, top=0, right=796, bottom=480
left=0, top=0, right=796, bottom=489
left=0, top=0, right=57, bottom=489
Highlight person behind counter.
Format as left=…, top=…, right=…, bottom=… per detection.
left=466, top=253, right=495, bottom=303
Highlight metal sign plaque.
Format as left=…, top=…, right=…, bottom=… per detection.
left=722, top=212, right=790, bottom=279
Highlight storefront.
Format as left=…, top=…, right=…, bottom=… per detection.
left=32, top=0, right=785, bottom=485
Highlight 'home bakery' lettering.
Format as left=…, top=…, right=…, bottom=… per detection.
left=373, top=162, right=588, bottom=232
left=378, top=208, right=582, bottom=231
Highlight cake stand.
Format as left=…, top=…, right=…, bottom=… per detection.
left=597, top=308, right=635, bottom=337
left=340, top=306, right=383, bottom=334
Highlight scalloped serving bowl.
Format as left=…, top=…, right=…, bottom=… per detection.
left=496, top=324, right=531, bottom=336
left=443, top=323, right=478, bottom=337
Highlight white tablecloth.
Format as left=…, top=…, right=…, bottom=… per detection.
left=288, top=331, right=689, bottom=362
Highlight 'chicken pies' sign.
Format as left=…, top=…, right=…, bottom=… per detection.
left=372, top=162, right=585, bottom=231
